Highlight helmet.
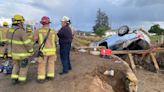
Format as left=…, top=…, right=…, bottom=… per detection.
left=26, top=25, right=32, bottom=32
left=40, top=16, right=51, bottom=25
left=12, top=14, right=25, bottom=24
left=27, top=28, right=32, bottom=32
left=61, top=16, right=71, bottom=24
left=3, top=21, right=8, bottom=26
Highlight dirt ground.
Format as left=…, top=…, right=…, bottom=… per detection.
left=0, top=51, right=163, bottom=92
left=136, top=69, right=164, bottom=92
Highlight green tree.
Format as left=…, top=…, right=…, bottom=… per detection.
left=148, top=24, right=164, bottom=35
left=94, top=26, right=108, bottom=36
left=93, top=9, right=110, bottom=36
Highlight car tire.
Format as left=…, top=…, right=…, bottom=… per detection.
left=118, top=25, right=130, bottom=36
left=137, top=40, right=150, bottom=50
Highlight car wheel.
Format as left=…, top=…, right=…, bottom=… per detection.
left=126, top=40, right=150, bottom=50
left=137, top=40, right=150, bottom=50
left=118, top=25, right=130, bottom=36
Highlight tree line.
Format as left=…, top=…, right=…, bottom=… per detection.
left=93, top=9, right=164, bottom=36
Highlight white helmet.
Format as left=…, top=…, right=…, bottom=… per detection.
left=61, top=16, right=71, bottom=24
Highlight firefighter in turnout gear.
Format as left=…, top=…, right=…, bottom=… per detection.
left=6, top=14, right=33, bottom=84
left=0, top=21, right=9, bottom=58
left=33, top=16, right=57, bottom=82
left=26, top=25, right=33, bottom=39
left=0, top=21, right=12, bottom=74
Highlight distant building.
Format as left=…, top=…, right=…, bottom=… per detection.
left=149, top=33, right=157, bottom=36
left=77, top=32, right=86, bottom=36
left=76, top=30, right=96, bottom=36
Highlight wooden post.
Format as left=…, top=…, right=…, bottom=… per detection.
left=150, top=53, right=160, bottom=72
left=128, top=53, right=136, bottom=72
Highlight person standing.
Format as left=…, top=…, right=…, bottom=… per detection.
left=7, top=14, right=33, bottom=84
left=33, top=16, right=57, bottom=82
left=57, top=16, right=73, bottom=75
left=26, top=24, right=34, bottom=40
left=0, top=21, right=9, bottom=58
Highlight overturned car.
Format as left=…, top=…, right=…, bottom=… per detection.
left=90, top=26, right=157, bottom=71
left=90, top=26, right=151, bottom=50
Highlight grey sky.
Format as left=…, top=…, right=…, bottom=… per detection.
left=0, top=0, right=164, bottom=31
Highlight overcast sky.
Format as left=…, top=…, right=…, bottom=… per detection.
left=0, top=0, right=164, bottom=31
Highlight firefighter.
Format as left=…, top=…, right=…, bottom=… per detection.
left=6, top=14, right=33, bottom=84
left=26, top=25, right=33, bottom=39
left=0, top=21, right=11, bottom=73
left=0, top=22, right=10, bottom=58
left=33, top=16, right=57, bottom=82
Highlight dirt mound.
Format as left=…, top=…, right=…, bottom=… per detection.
left=0, top=51, right=137, bottom=92
left=92, top=56, right=138, bottom=92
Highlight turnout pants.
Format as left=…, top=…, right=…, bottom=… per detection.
left=11, top=60, right=29, bottom=82
left=37, top=55, right=56, bottom=80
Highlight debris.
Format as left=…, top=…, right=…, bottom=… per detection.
left=90, top=51, right=100, bottom=56
left=78, top=48, right=87, bottom=53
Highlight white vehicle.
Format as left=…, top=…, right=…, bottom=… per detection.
left=90, top=26, right=151, bottom=50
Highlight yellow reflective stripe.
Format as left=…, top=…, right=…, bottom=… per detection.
left=18, top=76, right=26, bottom=81
left=23, top=39, right=32, bottom=44
left=41, top=48, right=56, bottom=55
left=12, top=56, right=22, bottom=60
left=42, top=48, right=56, bottom=52
left=11, top=74, right=19, bottom=79
left=12, top=52, right=32, bottom=57
left=43, top=52, right=56, bottom=55
left=29, top=49, right=34, bottom=53
left=38, top=75, right=45, bottom=80
left=39, top=33, right=43, bottom=45
left=8, top=39, right=32, bottom=45
left=47, top=73, right=55, bottom=77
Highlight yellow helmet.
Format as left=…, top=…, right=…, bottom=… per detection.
left=3, top=21, right=8, bottom=26
left=12, top=14, right=25, bottom=24
left=27, top=28, right=32, bottom=32
left=26, top=25, right=32, bottom=32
